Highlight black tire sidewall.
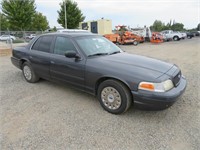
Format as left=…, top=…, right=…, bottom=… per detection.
left=97, top=80, right=130, bottom=114
left=22, top=62, right=38, bottom=83
left=173, top=36, right=178, bottom=41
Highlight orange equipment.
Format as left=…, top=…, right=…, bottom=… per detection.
left=150, top=32, right=163, bottom=44
left=104, top=25, right=139, bottom=46
left=124, top=31, right=144, bottom=43
left=104, top=34, right=119, bottom=44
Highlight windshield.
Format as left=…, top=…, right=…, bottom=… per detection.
left=75, top=36, right=122, bottom=56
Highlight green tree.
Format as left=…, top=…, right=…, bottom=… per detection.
left=0, top=12, right=10, bottom=30
left=171, top=23, right=184, bottom=31
left=197, top=23, right=200, bottom=31
left=150, top=20, right=165, bottom=32
left=52, top=26, right=57, bottom=32
left=57, top=0, right=85, bottom=29
left=31, top=12, right=49, bottom=31
left=1, top=0, right=36, bottom=30
left=165, top=20, right=172, bottom=30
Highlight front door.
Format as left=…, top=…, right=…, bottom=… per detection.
left=50, top=36, right=86, bottom=89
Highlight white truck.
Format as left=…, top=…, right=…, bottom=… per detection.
left=161, top=30, right=183, bottom=41
left=25, top=34, right=36, bottom=40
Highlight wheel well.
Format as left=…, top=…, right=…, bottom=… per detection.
left=95, top=77, right=131, bottom=96
left=20, top=59, right=27, bottom=69
left=173, top=36, right=179, bottom=38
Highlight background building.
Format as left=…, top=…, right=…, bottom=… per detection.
left=79, top=19, right=112, bottom=35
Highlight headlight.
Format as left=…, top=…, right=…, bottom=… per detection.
left=138, top=79, right=174, bottom=92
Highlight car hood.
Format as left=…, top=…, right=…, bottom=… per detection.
left=92, top=52, right=174, bottom=80
left=103, top=53, right=173, bottom=73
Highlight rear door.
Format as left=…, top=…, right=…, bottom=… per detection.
left=50, top=36, right=86, bottom=89
left=29, top=35, right=54, bottom=79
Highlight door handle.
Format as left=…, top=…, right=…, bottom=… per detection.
left=29, top=56, right=33, bottom=59
left=50, top=61, right=55, bottom=64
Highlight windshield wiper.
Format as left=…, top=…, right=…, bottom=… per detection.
left=109, top=51, right=121, bottom=55
left=88, top=52, right=109, bottom=57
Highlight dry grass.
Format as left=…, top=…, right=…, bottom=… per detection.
left=0, top=48, right=12, bottom=56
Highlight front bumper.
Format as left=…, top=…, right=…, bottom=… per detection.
left=132, top=77, right=187, bottom=110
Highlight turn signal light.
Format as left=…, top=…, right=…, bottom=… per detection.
left=139, top=82, right=155, bottom=91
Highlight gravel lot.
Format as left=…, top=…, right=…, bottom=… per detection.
left=0, top=38, right=200, bottom=150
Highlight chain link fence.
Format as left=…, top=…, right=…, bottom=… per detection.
left=0, top=31, right=47, bottom=56
left=0, top=30, right=44, bottom=43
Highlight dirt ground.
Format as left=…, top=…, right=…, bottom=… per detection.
left=0, top=38, right=200, bottom=150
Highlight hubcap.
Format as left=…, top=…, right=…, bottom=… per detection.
left=23, top=66, right=32, bottom=80
left=101, top=87, right=122, bottom=110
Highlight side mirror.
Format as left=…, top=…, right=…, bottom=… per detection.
left=65, top=51, right=81, bottom=59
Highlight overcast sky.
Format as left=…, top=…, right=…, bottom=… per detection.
left=35, top=0, right=199, bottom=29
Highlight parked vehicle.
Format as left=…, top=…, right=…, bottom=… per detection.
left=191, top=31, right=200, bottom=36
left=160, top=33, right=171, bottom=42
left=25, top=34, right=36, bottom=40
left=104, top=25, right=139, bottom=45
left=186, top=32, right=194, bottom=39
left=131, top=26, right=152, bottom=42
left=128, top=32, right=144, bottom=43
left=150, top=32, right=163, bottom=43
left=103, top=34, right=120, bottom=43
left=179, top=32, right=187, bottom=39
left=161, top=30, right=182, bottom=41
left=11, top=33, right=187, bottom=114
left=0, top=35, right=16, bottom=41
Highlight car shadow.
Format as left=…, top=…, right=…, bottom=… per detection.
left=19, top=74, right=176, bottom=120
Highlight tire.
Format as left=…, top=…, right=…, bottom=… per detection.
left=22, top=62, right=39, bottom=83
left=187, top=36, right=192, bottom=39
left=115, top=42, right=120, bottom=45
left=97, top=79, right=132, bottom=114
left=173, top=36, right=179, bottom=41
left=133, top=41, right=138, bottom=46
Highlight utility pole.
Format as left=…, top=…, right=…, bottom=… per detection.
left=64, top=0, right=67, bottom=29
left=0, top=19, right=1, bottom=35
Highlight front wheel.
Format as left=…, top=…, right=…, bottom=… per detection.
left=97, top=80, right=132, bottom=114
left=22, top=62, right=39, bottom=83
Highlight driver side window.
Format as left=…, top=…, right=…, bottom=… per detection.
left=54, top=36, right=76, bottom=56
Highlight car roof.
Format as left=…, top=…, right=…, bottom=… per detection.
left=57, top=29, right=90, bottom=33
left=42, top=32, right=98, bottom=38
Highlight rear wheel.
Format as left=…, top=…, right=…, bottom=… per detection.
left=97, top=79, right=132, bottom=114
left=133, top=40, right=138, bottom=46
left=22, top=62, right=39, bottom=83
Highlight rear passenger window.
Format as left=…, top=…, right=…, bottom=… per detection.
left=32, top=37, right=41, bottom=50
left=54, top=37, right=76, bottom=56
left=32, top=36, right=53, bottom=53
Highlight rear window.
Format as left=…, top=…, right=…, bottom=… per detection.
left=32, top=35, right=53, bottom=53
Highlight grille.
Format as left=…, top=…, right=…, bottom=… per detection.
left=173, top=71, right=181, bottom=87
